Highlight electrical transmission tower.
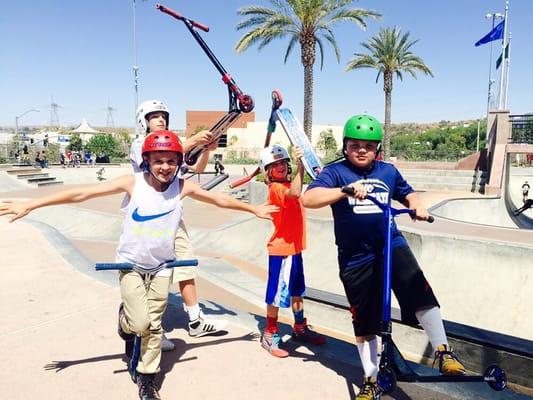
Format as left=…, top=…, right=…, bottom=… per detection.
left=105, top=100, right=116, bottom=128
left=50, top=96, right=61, bottom=127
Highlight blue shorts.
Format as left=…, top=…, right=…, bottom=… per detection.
left=265, top=254, right=306, bottom=308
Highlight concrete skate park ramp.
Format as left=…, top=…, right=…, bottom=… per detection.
left=192, top=215, right=533, bottom=341
left=430, top=166, right=533, bottom=229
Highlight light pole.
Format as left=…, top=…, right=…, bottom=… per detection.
left=484, top=12, right=504, bottom=143
left=133, top=0, right=140, bottom=139
left=15, top=108, right=40, bottom=136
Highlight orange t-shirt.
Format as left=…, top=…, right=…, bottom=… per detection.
left=266, top=182, right=306, bottom=256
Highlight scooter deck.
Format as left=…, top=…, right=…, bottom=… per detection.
left=275, top=108, right=322, bottom=180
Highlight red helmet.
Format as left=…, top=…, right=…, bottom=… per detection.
left=142, top=130, right=183, bottom=156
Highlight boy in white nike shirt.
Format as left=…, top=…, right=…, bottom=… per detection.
left=134, top=100, right=228, bottom=347
left=0, top=131, right=277, bottom=400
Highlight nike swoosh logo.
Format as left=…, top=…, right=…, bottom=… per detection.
left=131, top=207, right=173, bottom=222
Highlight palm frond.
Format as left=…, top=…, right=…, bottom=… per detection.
left=315, top=35, right=325, bottom=70
left=284, top=35, right=299, bottom=63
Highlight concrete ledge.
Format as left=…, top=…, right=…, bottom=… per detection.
left=305, top=288, right=533, bottom=391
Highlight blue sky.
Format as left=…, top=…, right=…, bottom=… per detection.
left=1, top=0, right=531, bottom=129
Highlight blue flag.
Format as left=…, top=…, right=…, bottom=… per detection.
left=475, top=20, right=505, bottom=47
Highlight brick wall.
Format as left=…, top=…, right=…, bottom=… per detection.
left=185, top=110, right=255, bottom=136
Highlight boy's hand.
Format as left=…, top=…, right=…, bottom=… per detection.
left=411, top=205, right=430, bottom=221
left=254, top=203, right=279, bottom=220
left=186, top=130, right=215, bottom=150
left=343, top=182, right=367, bottom=200
left=0, top=201, right=32, bottom=222
left=206, top=137, right=219, bottom=151
left=292, top=146, right=304, bottom=164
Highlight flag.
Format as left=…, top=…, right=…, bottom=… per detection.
left=496, top=43, right=510, bottom=69
left=475, top=20, right=505, bottom=47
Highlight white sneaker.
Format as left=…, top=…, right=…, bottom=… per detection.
left=161, top=333, right=175, bottom=352
left=188, top=311, right=228, bottom=337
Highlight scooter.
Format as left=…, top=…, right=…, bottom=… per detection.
left=366, top=195, right=507, bottom=393
left=156, top=3, right=254, bottom=166
left=341, top=189, right=507, bottom=393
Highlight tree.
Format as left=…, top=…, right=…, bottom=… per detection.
left=86, top=134, right=119, bottom=158
left=345, top=27, right=433, bottom=160
left=316, top=128, right=338, bottom=161
left=114, top=129, right=133, bottom=158
left=67, top=133, right=83, bottom=151
left=235, top=0, right=380, bottom=141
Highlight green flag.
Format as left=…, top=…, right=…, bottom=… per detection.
left=496, top=43, right=509, bottom=70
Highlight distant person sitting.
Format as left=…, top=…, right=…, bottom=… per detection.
left=514, top=199, right=533, bottom=216
left=35, top=152, right=42, bottom=168
left=41, top=151, right=48, bottom=168
left=85, top=150, right=92, bottom=165
left=522, top=181, right=530, bottom=203
left=96, top=152, right=109, bottom=163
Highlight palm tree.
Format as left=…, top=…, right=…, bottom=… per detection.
left=235, top=0, right=380, bottom=141
left=345, top=27, right=433, bottom=160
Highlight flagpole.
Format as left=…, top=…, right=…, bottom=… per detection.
left=504, top=33, right=512, bottom=109
left=498, top=1, right=509, bottom=109
left=483, top=12, right=504, bottom=143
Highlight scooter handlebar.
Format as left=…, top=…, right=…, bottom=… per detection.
left=155, top=4, right=210, bottom=32
left=341, top=186, right=434, bottom=223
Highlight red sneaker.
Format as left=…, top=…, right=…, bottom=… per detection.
left=292, top=318, right=326, bottom=345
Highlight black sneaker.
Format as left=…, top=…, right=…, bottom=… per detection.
left=137, top=373, right=161, bottom=400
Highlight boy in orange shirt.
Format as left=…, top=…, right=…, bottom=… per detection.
left=259, top=145, right=326, bottom=358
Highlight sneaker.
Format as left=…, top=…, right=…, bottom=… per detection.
left=356, top=376, right=382, bottom=400
left=188, top=311, right=228, bottom=338
left=292, top=318, right=326, bottom=345
left=137, top=373, right=161, bottom=400
left=261, top=331, right=289, bottom=358
left=161, top=334, right=175, bottom=352
left=434, top=344, right=466, bottom=375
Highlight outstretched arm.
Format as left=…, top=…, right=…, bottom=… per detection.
left=181, top=179, right=278, bottom=219
left=0, top=175, right=134, bottom=222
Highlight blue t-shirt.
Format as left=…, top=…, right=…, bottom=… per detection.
left=307, top=160, right=414, bottom=268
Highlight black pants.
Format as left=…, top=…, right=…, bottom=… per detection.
left=339, top=246, right=439, bottom=337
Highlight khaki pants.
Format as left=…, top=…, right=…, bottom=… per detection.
left=119, top=271, right=171, bottom=374
left=172, top=220, right=196, bottom=284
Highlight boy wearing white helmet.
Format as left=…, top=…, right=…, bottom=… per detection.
left=258, top=144, right=326, bottom=358
left=132, top=100, right=228, bottom=352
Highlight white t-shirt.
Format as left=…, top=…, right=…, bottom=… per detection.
left=115, top=172, right=183, bottom=276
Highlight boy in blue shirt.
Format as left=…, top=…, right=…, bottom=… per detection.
left=302, top=115, right=465, bottom=400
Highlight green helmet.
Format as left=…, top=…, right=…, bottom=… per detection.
left=343, top=115, right=383, bottom=142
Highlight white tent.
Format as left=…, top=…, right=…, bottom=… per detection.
left=70, top=118, right=103, bottom=143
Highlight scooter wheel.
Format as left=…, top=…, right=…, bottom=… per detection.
left=484, top=364, right=507, bottom=391
left=238, top=94, right=255, bottom=113
left=377, top=367, right=396, bottom=394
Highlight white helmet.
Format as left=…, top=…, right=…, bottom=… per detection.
left=136, top=100, right=170, bottom=133
left=260, top=145, right=290, bottom=172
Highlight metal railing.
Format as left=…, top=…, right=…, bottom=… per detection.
left=510, top=114, right=533, bottom=144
